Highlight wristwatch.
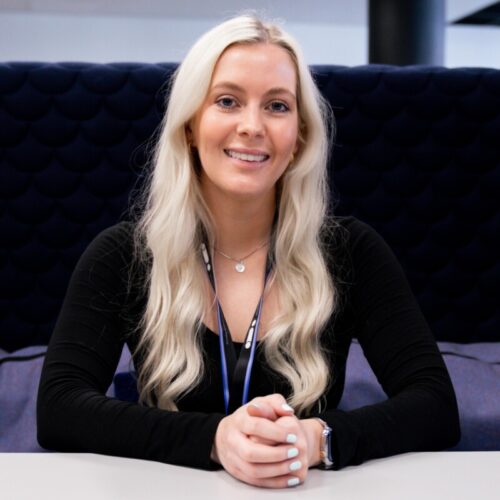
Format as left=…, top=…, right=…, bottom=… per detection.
left=315, top=418, right=334, bottom=469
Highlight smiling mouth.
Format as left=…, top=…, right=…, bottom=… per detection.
left=224, top=149, right=270, bottom=162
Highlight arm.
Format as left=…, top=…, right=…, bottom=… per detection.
left=315, top=218, right=461, bottom=469
left=36, top=223, right=224, bottom=470
left=212, top=394, right=322, bottom=488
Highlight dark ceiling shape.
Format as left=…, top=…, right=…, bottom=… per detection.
left=453, top=1, right=500, bottom=26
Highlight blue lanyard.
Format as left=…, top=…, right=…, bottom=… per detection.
left=201, top=242, right=272, bottom=414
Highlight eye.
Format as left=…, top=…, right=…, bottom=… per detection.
left=216, top=96, right=237, bottom=109
left=268, top=101, right=290, bottom=113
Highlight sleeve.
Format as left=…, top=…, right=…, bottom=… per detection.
left=36, top=223, right=225, bottom=470
left=315, top=218, right=460, bottom=469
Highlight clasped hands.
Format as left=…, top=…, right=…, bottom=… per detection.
left=211, top=394, right=323, bottom=488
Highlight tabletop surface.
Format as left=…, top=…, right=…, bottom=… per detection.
left=1, top=452, right=498, bottom=500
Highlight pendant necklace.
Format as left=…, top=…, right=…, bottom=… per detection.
left=215, top=240, right=270, bottom=273
left=200, top=241, right=273, bottom=413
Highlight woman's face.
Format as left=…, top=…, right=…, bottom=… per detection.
left=191, top=42, right=299, bottom=203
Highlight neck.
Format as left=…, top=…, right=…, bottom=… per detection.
left=203, top=190, right=276, bottom=257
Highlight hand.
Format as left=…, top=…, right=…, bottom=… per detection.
left=246, top=394, right=295, bottom=421
left=212, top=394, right=308, bottom=488
left=247, top=394, right=295, bottom=445
left=246, top=395, right=323, bottom=468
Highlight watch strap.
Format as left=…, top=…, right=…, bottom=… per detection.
left=315, top=418, right=334, bottom=470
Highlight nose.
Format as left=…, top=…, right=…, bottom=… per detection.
left=236, top=105, right=265, bottom=138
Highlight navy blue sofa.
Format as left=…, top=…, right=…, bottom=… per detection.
left=0, top=63, right=498, bottom=452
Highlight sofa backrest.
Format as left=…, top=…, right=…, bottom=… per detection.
left=1, top=63, right=498, bottom=350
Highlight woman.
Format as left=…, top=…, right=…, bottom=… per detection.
left=37, top=14, right=460, bottom=488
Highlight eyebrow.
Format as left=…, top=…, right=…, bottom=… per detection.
left=210, top=82, right=296, bottom=100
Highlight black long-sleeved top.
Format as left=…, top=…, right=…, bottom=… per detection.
left=37, top=217, right=460, bottom=470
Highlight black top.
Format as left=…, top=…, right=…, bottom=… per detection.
left=36, top=217, right=460, bottom=470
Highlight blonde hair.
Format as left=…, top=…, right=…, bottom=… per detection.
left=134, top=14, right=337, bottom=415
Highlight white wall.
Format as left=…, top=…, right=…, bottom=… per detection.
left=446, top=25, right=500, bottom=68
left=0, top=10, right=499, bottom=68
left=0, top=12, right=366, bottom=66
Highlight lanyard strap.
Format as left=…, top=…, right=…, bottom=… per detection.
left=201, top=242, right=272, bottom=414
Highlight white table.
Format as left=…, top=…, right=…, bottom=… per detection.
left=1, top=452, right=498, bottom=500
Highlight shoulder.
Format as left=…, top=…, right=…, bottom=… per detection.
left=74, top=221, right=140, bottom=278
left=83, top=221, right=135, bottom=257
left=90, top=220, right=135, bottom=247
left=322, top=215, right=395, bottom=263
left=321, top=216, right=401, bottom=300
left=320, top=215, right=374, bottom=268
left=324, top=215, right=380, bottom=244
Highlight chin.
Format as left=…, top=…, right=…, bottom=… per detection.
left=224, top=183, right=275, bottom=202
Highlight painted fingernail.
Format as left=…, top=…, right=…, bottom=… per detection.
left=281, top=403, right=294, bottom=412
left=289, top=460, right=302, bottom=472
left=288, top=477, right=300, bottom=487
left=286, top=433, right=297, bottom=444
left=287, top=447, right=299, bottom=459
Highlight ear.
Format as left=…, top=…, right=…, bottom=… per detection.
left=185, top=125, right=195, bottom=147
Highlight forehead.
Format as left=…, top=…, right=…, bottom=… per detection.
left=210, top=43, right=297, bottom=93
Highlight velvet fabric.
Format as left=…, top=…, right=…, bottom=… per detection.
left=1, top=63, right=498, bottom=351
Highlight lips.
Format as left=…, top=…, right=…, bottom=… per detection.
left=224, top=149, right=270, bottom=162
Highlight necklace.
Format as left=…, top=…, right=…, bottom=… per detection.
left=215, top=240, right=270, bottom=273
left=200, top=241, right=272, bottom=413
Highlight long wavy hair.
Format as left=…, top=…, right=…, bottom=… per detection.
left=134, top=14, right=337, bottom=416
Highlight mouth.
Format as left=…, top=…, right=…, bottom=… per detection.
left=224, top=149, right=270, bottom=163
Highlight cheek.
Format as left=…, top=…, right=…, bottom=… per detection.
left=277, top=124, right=299, bottom=154
left=196, top=113, right=230, bottom=149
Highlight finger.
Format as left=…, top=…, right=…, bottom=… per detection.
left=242, top=453, right=306, bottom=480
left=249, top=395, right=295, bottom=420
left=247, top=402, right=277, bottom=420
left=249, top=434, right=275, bottom=445
left=242, top=416, right=299, bottom=444
left=246, top=405, right=298, bottom=446
left=235, top=468, right=303, bottom=489
left=238, top=441, right=301, bottom=464
left=275, top=415, right=301, bottom=431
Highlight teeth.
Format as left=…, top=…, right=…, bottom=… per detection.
left=226, top=150, right=268, bottom=162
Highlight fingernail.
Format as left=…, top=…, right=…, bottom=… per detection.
left=287, top=447, right=299, bottom=459
left=281, top=403, right=294, bottom=412
left=286, top=434, right=297, bottom=444
left=250, top=402, right=260, bottom=408
left=289, top=460, right=302, bottom=471
left=288, top=477, right=300, bottom=487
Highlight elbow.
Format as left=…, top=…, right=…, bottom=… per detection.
left=36, top=396, right=57, bottom=451
left=447, top=398, right=461, bottom=448
left=434, top=386, right=462, bottom=450
left=445, top=378, right=461, bottom=448
left=442, top=407, right=461, bottom=449
left=36, top=386, right=70, bottom=452
left=37, top=425, right=53, bottom=451
left=37, top=403, right=73, bottom=452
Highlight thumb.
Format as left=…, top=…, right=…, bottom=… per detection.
left=246, top=401, right=277, bottom=420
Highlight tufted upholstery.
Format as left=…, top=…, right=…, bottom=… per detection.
left=0, top=63, right=499, bottom=351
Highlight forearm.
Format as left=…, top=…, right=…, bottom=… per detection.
left=315, top=381, right=460, bottom=469
left=37, top=378, right=225, bottom=469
